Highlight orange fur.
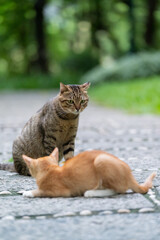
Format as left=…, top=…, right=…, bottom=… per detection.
left=22, top=148, right=156, bottom=198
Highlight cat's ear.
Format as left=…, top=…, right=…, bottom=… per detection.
left=81, top=82, right=90, bottom=91
left=60, top=83, right=71, bottom=94
left=22, top=155, right=33, bottom=167
left=50, top=147, right=59, bottom=163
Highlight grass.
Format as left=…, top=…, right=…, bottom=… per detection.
left=89, top=76, right=160, bottom=114
left=8, top=158, right=13, bottom=162
left=1, top=73, right=160, bottom=114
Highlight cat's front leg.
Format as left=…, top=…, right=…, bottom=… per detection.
left=63, top=138, right=75, bottom=161
left=43, top=135, right=56, bottom=156
left=23, top=189, right=43, bottom=198
left=64, top=150, right=74, bottom=161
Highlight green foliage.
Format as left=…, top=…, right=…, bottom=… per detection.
left=0, top=73, right=80, bottom=90
left=8, top=158, right=13, bottom=163
left=61, top=50, right=99, bottom=74
left=81, top=52, right=160, bottom=84
left=1, top=0, right=160, bottom=82
left=89, top=76, right=160, bottom=114
left=0, top=0, right=35, bottom=73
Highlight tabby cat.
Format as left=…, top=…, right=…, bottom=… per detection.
left=22, top=148, right=156, bottom=198
left=0, top=82, right=90, bottom=176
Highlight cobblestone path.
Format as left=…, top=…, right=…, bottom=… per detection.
left=0, top=91, right=160, bottom=240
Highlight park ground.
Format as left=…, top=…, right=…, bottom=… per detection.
left=0, top=91, right=160, bottom=240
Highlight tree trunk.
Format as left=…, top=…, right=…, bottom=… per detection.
left=34, top=0, right=49, bottom=73
left=89, top=0, right=106, bottom=49
left=144, top=0, right=158, bottom=47
left=128, top=0, right=136, bottom=53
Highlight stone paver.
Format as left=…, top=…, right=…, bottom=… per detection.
left=1, top=214, right=160, bottom=240
left=0, top=190, right=154, bottom=218
left=0, top=91, right=160, bottom=240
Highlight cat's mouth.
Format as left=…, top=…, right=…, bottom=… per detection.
left=74, top=109, right=83, bottom=114
left=66, top=109, right=81, bottom=115
left=75, top=110, right=80, bottom=114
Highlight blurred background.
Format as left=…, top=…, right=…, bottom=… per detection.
left=0, top=0, right=160, bottom=113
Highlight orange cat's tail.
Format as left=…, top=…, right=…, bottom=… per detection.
left=130, top=172, right=156, bottom=194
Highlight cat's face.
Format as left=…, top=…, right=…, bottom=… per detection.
left=59, top=82, right=90, bottom=114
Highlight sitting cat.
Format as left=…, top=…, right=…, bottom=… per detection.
left=22, top=148, right=156, bottom=198
left=0, top=82, right=90, bottom=176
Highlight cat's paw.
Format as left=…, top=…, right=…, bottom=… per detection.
left=84, top=189, right=116, bottom=198
left=23, top=191, right=34, bottom=198
left=84, top=190, right=96, bottom=198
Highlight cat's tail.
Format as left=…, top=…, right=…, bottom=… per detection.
left=0, top=163, right=16, bottom=172
left=130, top=172, right=156, bottom=194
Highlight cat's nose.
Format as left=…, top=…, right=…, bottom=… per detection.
left=75, top=105, right=80, bottom=112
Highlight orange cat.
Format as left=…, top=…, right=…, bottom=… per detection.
left=22, top=148, right=156, bottom=198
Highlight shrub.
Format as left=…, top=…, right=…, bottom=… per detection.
left=0, top=72, right=80, bottom=90
left=81, top=52, right=160, bottom=84
left=61, top=50, right=99, bottom=74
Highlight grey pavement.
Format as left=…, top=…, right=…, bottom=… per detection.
left=0, top=91, right=160, bottom=240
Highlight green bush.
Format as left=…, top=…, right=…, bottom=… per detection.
left=0, top=73, right=80, bottom=90
left=61, top=50, right=99, bottom=74
left=81, top=52, right=160, bottom=84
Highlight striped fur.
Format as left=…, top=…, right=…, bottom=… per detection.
left=9, top=82, right=90, bottom=176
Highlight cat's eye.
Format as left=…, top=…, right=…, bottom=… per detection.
left=81, top=100, right=85, bottom=104
left=68, top=100, right=74, bottom=104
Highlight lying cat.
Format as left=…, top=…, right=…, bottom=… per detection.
left=0, top=82, right=90, bottom=176
left=22, top=148, right=156, bottom=198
